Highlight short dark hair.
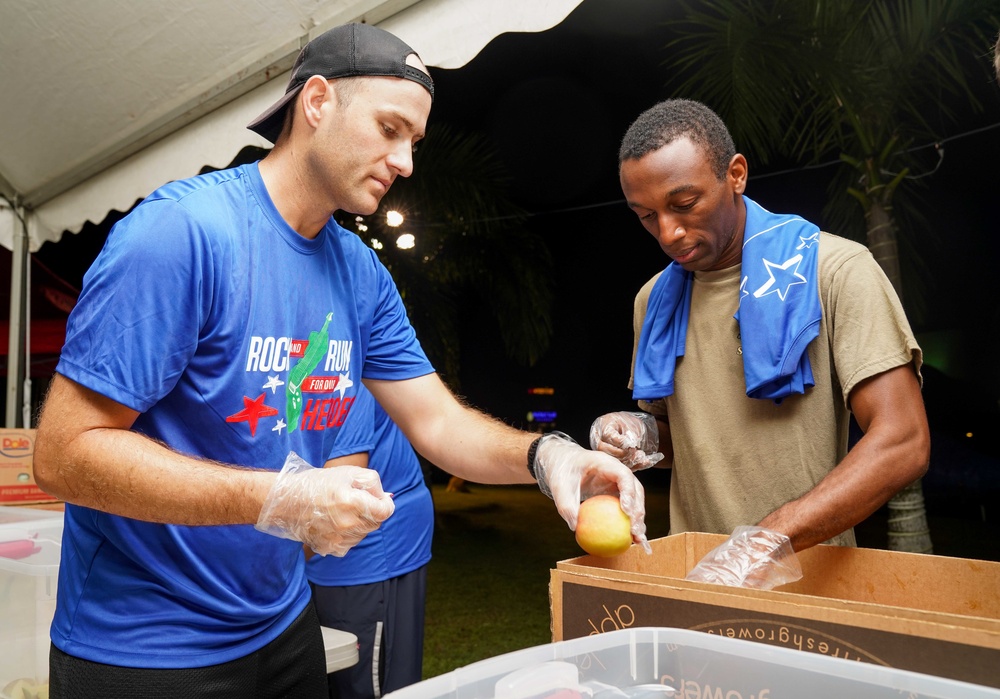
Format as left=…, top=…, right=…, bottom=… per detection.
left=276, top=75, right=366, bottom=142
left=618, top=99, right=736, bottom=180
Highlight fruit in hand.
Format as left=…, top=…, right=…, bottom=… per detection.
left=575, top=495, right=632, bottom=557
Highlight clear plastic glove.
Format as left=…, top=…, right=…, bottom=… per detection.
left=589, top=412, right=664, bottom=472
left=534, top=432, right=650, bottom=553
left=685, top=526, right=802, bottom=590
left=256, top=451, right=394, bottom=557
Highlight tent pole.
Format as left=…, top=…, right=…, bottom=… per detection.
left=22, top=253, right=31, bottom=428
left=6, top=202, right=28, bottom=428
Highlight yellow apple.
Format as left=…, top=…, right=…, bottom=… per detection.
left=575, top=495, right=632, bottom=557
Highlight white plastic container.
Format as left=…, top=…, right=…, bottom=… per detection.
left=386, top=626, right=1000, bottom=699
left=0, top=506, right=63, bottom=698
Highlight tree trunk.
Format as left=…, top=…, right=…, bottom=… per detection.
left=866, top=197, right=933, bottom=554
left=886, top=480, right=933, bottom=553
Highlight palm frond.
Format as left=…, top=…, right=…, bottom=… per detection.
left=337, top=124, right=555, bottom=382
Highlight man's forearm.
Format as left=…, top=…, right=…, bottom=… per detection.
left=365, top=374, right=536, bottom=484
left=759, top=365, right=930, bottom=551
left=36, top=428, right=274, bottom=525
left=758, top=428, right=928, bottom=551
left=415, top=407, right=536, bottom=484
left=33, top=374, right=275, bottom=526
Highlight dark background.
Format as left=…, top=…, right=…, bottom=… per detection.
left=26, top=0, right=1000, bottom=511
left=425, top=2, right=1000, bottom=434
left=425, top=0, right=1000, bottom=514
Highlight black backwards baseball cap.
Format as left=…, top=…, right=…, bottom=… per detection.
left=247, top=22, right=435, bottom=144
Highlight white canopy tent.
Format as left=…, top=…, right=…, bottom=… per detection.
left=0, top=0, right=584, bottom=426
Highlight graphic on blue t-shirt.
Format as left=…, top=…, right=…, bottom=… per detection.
left=226, top=311, right=359, bottom=437
left=224, top=393, right=279, bottom=437
left=286, top=312, right=332, bottom=432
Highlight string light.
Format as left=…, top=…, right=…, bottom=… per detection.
left=445, top=121, right=1000, bottom=225
left=351, top=122, right=998, bottom=235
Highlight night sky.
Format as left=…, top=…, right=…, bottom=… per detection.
left=423, top=0, right=1000, bottom=469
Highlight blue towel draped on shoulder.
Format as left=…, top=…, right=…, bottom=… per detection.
left=632, top=196, right=821, bottom=403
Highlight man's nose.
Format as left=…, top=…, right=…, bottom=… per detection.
left=657, top=214, right=685, bottom=245
left=387, top=145, right=414, bottom=178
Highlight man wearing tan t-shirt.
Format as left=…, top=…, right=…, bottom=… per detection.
left=590, top=99, right=930, bottom=589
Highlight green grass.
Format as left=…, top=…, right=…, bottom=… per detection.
left=421, top=481, right=671, bottom=679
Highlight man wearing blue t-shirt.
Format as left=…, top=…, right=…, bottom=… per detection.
left=32, top=22, right=648, bottom=698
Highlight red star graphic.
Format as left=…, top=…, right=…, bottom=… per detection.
left=226, top=393, right=279, bottom=437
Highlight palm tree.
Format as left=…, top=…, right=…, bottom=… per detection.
left=335, top=124, right=555, bottom=391
left=664, top=0, right=999, bottom=553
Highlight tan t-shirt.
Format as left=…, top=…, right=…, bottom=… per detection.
left=629, top=232, right=921, bottom=546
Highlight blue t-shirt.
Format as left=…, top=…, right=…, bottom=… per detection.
left=305, top=386, right=433, bottom=587
left=51, top=163, right=435, bottom=668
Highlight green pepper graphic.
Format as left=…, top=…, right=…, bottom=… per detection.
left=286, top=313, right=332, bottom=432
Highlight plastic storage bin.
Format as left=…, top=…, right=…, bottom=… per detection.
left=0, top=506, right=63, bottom=699
left=385, top=626, right=1000, bottom=699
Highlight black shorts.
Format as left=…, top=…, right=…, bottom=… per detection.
left=311, top=565, right=427, bottom=699
left=49, top=603, right=328, bottom=699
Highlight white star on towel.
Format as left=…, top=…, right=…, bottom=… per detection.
left=753, top=254, right=807, bottom=301
left=335, top=372, right=354, bottom=399
left=796, top=232, right=820, bottom=250
left=272, top=418, right=286, bottom=435
left=739, top=276, right=750, bottom=306
left=263, top=375, right=285, bottom=393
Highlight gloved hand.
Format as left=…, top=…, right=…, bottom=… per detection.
left=589, top=411, right=664, bottom=472
left=685, top=526, right=802, bottom=590
left=533, top=432, right=651, bottom=553
left=256, top=451, right=395, bottom=557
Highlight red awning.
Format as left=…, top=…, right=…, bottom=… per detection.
left=1, top=317, right=66, bottom=356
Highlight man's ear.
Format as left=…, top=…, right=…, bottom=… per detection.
left=729, top=153, right=749, bottom=194
left=298, top=75, right=332, bottom=129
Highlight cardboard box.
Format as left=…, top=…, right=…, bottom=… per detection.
left=8, top=501, right=64, bottom=512
left=386, top=626, right=1000, bottom=699
left=551, top=533, right=1000, bottom=689
left=0, top=429, right=58, bottom=506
